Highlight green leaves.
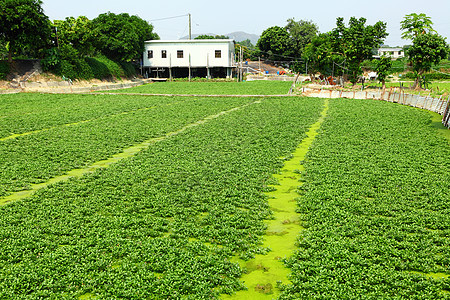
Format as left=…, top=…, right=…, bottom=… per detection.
left=401, top=13, right=436, bottom=40
left=91, top=12, right=158, bottom=62
left=0, top=95, right=323, bottom=298
left=0, top=0, right=51, bottom=62
left=257, top=26, right=292, bottom=60
left=373, top=56, right=393, bottom=88
left=280, top=99, right=450, bottom=299
left=330, top=17, right=388, bottom=84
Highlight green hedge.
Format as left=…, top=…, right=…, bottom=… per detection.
left=119, top=62, right=137, bottom=78
left=361, top=58, right=407, bottom=73
left=85, top=56, right=124, bottom=79
left=42, top=46, right=137, bottom=80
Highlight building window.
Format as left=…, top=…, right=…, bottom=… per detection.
left=161, top=50, right=167, bottom=58
left=398, top=51, right=402, bottom=55
left=177, top=50, right=183, bottom=58
left=215, top=50, right=221, bottom=58
left=147, top=50, right=153, bottom=59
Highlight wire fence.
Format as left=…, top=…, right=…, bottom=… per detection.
left=300, top=87, right=450, bottom=129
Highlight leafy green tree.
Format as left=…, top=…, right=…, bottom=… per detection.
left=0, top=0, right=51, bottom=63
left=257, top=26, right=291, bottom=61
left=91, top=12, right=159, bottom=62
left=236, top=39, right=259, bottom=60
left=214, top=35, right=229, bottom=39
left=238, top=39, right=253, bottom=48
left=407, top=33, right=449, bottom=88
left=400, top=13, right=436, bottom=40
left=0, top=40, right=8, bottom=60
left=285, top=18, right=318, bottom=58
left=303, top=33, right=335, bottom=76
left=329, top=17, right=388, bottom=85
left=373, top=56, right=392, bottom=90
left=195, top=35, right=215, bottom=39
left=53, top=16, right=94, bottom=56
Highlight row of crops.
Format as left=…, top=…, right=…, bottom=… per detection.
left=0, top=85, right=449, bottom=299
left=280, top=99, right=450, bottom=299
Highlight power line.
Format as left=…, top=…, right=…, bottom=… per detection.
left=149, top=14, right=189, bottom=22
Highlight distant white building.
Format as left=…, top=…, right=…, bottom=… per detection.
left=375, top=47, right=405, bottom=60
left=143, top=39, right=235, bottom=79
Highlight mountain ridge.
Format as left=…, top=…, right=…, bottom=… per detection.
left=180, top=31, right=260, bottom=45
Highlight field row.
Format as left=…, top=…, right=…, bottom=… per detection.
left=0, top=96, right=253, bottom=197
left=280, top=99, right=450, bottom=299
left=0, top=89, right=448, bottom=298
left=0, top=94, right=184, bottom=138
left=0, top=96, right=323, bottom=299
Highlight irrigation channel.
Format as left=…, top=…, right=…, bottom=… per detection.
left=0, top=100, right=261, bottom=205
left=224, top=99, right=329, bottom=299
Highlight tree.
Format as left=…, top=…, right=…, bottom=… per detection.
left=329, top=17, right=388, bottom=85
left=400, top=13, right=436, bottom=40
left=303, top=33, right=337, bottom=77
left=236, top=39, right=258, bottom=60
left=373, top=56, right=392, bottom=90
left=257, top=26, right=291, bottom=61
left=195, top=35, right=215, bottom=39
left=91, top=12, right=159, bottom=62
left=214, top=35, right=229, bottom=39
left=0, top=0, right=51, bottom=63
left=285, top=18, right=318, bottom=58
left=407, top=33, right=449, bottom=89
left=53, top=16, right=94, bottom=56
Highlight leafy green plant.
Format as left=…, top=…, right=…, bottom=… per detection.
left=0, top=95, right=323, bottom=298
left=40, top=48, right=60, bottom=72
left=280, top=99, right=450, bottom=299
left=373, top=55, right=393, bottom=89
left=85, top=55, right=124, bottom=79
left=56, top=44, right=93, bottom=80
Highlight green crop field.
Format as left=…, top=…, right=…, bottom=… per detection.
left=111, top=80, right=293, bottom=95
left=0, top=82, right=449, bottom=299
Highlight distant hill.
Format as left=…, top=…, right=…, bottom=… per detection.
left=180, top=31, right=260, bottom=45
left=227, top=32, right=260, bottom=45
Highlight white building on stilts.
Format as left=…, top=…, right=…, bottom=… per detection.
left=143, top=39, right=236, bottom=79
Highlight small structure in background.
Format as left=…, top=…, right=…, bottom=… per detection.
left=143, top=39, right=235, bottom=79
left=368, top=72, right=377, bottom=80
left=374, top=47, right=405, bottom=60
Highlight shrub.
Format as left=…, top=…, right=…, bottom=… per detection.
left=41, top=48, right=60, bottom=72
left=403, top=71, right=450, bottom=80
left=119, top=62, right=137, bottom=77
left=57, top=44, right=93, bottom=80
left=0, top=61, right=9, bottom=80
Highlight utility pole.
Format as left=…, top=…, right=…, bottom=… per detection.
left=189, top=13, right=192, bottom=40
left=240, top=46, right=243, bottom=81
left=259, top=57, right=261, bottom=75
left=238, top=46, right=243, bottom=82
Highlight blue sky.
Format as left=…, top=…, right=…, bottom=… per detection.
left=42, top=0, right=450, bottom=46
